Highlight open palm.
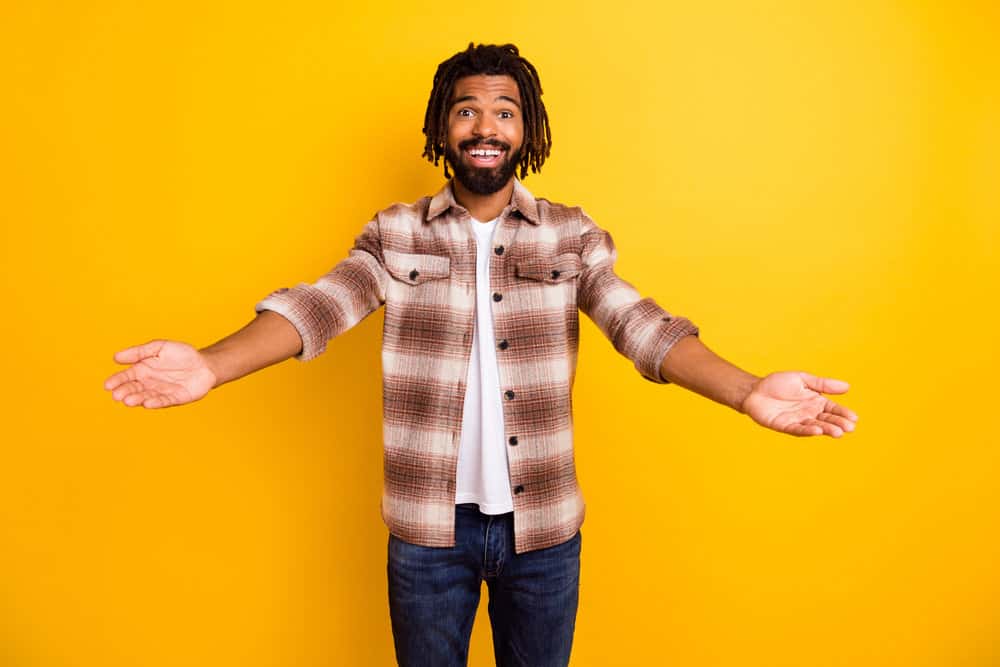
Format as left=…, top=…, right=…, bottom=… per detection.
left=103, top=340, right=216, bottom=409
left=742, top=371, right=858, bottom=438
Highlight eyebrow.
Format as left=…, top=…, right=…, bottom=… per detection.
left=451, top=95, right=521, bottom=109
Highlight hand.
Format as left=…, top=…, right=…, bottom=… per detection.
left=741, top=371, right=858, bottom=438
left=103, top=340, right=217, bottom=409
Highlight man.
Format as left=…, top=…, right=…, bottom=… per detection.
left=104, top=43, right=857, bottom=667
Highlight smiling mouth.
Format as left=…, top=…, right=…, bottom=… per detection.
left=463, top=143, right=507, bottom=168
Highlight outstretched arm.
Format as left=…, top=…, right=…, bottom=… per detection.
left=103, top=311, right=303, bottom=409
left=660, top=335, right=858, bottom=438
left=104, top=216, right=388, bottom=409
left=200, top=309, right=305, bottom=387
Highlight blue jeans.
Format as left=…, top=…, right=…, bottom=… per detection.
left=387, top=503, right=582, bottom=667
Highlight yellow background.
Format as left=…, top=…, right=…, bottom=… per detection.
left=2, top=1, right=998, bottom=665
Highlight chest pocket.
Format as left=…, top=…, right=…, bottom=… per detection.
left=384, top=250, right=451, bottom=285
left=515, top=253, right=583, bottom=284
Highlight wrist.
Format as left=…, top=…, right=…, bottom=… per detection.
left=198, top=347, right=225, bottom=389
left=735, top=374, right=763, bottom=414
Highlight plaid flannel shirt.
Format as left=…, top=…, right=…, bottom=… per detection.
left=254, top=180, right=698, bottom=553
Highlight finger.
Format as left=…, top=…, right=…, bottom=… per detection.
left=121, top=388, right=153, bottom=406
left=104, top=368, right=137, bottom=391
left=140, top=393, right=172, bottom=409
left=800, top=373, right=850, bottom=395
left=113, top=340, right=165, bottom=365
left=788, top=419, right=842, bottom=438
left=824, top=400, right=859, bottom=422
left=809, top=418, right=844, bottom=438
left=122, top=389, right=170, bottom=408
left=816, top=413, right=856, bottom=433
left=111, top=380, right=146, bottom=401
left=784, top=422, right=823, bottom=437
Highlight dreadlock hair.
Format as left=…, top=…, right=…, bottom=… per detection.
left=422, top=43, right=552, bottom=180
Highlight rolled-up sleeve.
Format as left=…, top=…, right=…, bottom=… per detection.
left=254, top=218, right=389, bottom=362
left=576, top=212, right=699, bottom=383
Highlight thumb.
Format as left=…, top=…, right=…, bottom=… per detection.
left=113, top=340, right=166, bottom=364
left=799, top=372, right=850, bottom=395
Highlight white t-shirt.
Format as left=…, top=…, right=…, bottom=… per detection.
left=454, top=216, right=514, bottom=514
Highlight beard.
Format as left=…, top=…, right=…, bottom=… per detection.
left=445, top=139, right=523, bottom=195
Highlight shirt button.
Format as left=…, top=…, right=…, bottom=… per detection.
left=495, top=245, right=505, bottom=255
left=409, top=269, right=419, bottom=280
left=508, top=436, right=518, bottom=446
left=493, top=292, right=503, bottom=302
left=550, top=270, right=560, bottom=279
left=498, top=339, right=509, bottom=350
left=513, top=485, right=524, bottom=495
left=504, top=390, right=515, bottom=400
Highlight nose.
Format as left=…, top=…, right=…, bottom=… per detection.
left=473, top=113, right=497, bottom=138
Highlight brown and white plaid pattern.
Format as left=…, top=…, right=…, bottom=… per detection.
left=255, top=180, right=699, bottom=553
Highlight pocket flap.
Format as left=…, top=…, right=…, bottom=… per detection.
left=384, top=250, right=451, bottom=285
left=515, top=253, right=582, bottom=283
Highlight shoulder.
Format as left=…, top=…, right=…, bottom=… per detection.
left=533, top=196, right=614, bottom=262
left=533, top=196, right=603, bottom=237
left=372, top=197, right=433, bottom=229
left=534, top=196, right=580, bottom=222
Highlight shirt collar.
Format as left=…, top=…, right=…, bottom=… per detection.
left=425, top=179, right=540, bottom=225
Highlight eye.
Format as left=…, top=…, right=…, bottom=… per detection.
left=499, top=110, right=515, bottom=119
left=457, top=108, right=475, bottom=118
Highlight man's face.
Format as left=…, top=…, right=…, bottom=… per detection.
left=444, top=74, right=524, bottom=196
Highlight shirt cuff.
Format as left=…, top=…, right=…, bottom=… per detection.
left=642, top=315, right=700, bottom=384
left=254, top=286, right=328, bottom=362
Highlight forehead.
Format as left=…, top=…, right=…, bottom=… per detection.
left=450, top=74, right=521, bottom=105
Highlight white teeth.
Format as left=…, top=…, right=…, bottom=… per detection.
left=469, top=149, right=501, bottom=157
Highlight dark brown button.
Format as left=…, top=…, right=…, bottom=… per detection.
left=508, top=436, right=518, bottom=446
left=513, top=485, right=524, bottom=495
left=550, top=270, right=560, bottom=279
left=409, top=269, right=419, bottom=280
left=498, top=339, right=509, bottom=350
left=504, top=390, right=515, bottom=400
left=492, top=292, right=502, bottom=302
left=494, top=245, right=505, bottom=255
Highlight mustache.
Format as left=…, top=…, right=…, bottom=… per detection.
left=458, top=137, right=510, bottom=152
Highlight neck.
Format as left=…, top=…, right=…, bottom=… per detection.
left=452, top=177, right=515, bottom=222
